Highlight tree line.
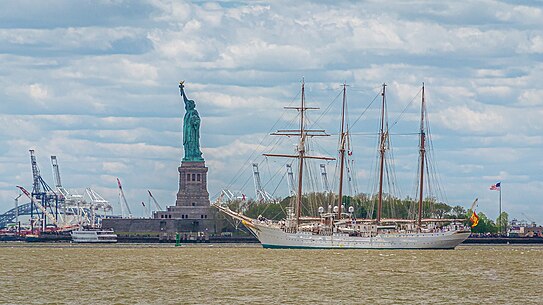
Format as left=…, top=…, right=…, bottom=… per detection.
left=227, top=192, right=508, bottom=233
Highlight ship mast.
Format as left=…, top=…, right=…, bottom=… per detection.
left=264, top=79, right=334, bottom=228
left=337, top=83, right=347, bottom=219
left=296, top=81, right=306, bottom=225
left=417, top=83, right=426, bottom=229
left=377, top=83, right=387, bottom=224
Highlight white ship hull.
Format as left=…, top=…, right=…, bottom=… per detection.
left=247, top=222, right=470, bottom=249
left=71, top=230, right=118, bottom=243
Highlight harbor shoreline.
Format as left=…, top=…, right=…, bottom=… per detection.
left=2, top=234, right=542, bottom=244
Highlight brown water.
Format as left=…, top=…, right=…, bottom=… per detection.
left=0, top=244, right=541, bottom=304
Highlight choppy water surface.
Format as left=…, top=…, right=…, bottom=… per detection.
left=0, top=244, right=541, bottom=304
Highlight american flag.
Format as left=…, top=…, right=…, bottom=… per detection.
left=490, top=182, right=501, bottom=191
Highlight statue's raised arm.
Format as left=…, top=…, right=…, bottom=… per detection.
left=179, top=81, right=190, bottom=104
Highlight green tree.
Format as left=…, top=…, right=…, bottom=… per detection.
left=470, top=212, right=497, bottom=234
left=228, top=192, right=507, bottom=232
left=450, top=205, right=467, bottom=219
left=496, top=212, right=509, bottom=234
left=432, top=202, right=452, bottom=218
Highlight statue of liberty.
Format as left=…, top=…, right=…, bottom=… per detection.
left=179, top=81, right=204, bottom=162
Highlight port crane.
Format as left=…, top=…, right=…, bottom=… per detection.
left=51, top=155, right=84, bottom=224
left=50, top=155, right=92, bottom=227
left=51, top=156, right=81, bottom=203
left=521, top=212, right=537, bottom=226
left=147, top=190, right=163, bottom=212
left=319, top=164, right=331, bottom=193
left=14, top=192, right=22, bottom=231
left=285, top=164, right=296, bottom=196
left=51, top=155, right=114, bottom=227
left=0, top=152, right=113, bottom=229
left=117, top=178, right=132, bottom=218
left=220, top=189, right=246, bottom=202
left=252, top=163, right=273, bottom=202
left=29, top=150, right=62, bottom=229
left=84, top=188, right=112, bottom=227
left=16, top=186, right=64, bottom=231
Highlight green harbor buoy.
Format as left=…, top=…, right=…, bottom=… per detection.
left=175, top=232, right=181, bottom=247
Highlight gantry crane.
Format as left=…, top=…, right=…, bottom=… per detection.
left=147, top=190, right=163, bottom=211
left=320, top=164, right=331, bottom=193
left=117, top=178, right=132, bottom=218
left=285, top=164, right=296, bottom=196
left=29, top=150, right=61, bottom=229
left=16, top=186, right=63, bottom=232
left=14, top=192, right=22, bottom=231
left=252, top=163, right=273, bottom=202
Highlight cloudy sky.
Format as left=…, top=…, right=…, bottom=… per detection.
left=1, top=0, right=542, bottom=224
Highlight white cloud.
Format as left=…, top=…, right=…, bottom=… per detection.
left=28, top=83, right=49, bottom=99
left=55, top=57, right=159, bottom=86
left=0, top=27, right=147, bottom=53
left=102, top=161, right=128, bottom=173
left=476, top=85, right=512, bottom=97
left=517, top=35, right=543, bottom=54
left=148, top=0, right=192, bottom=23
left=518, top=89, right=543, bottom=106
left=435, top=106, right=504, bottom=133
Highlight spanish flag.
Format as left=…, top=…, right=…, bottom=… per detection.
left=470, top=211, right=479, bottom=228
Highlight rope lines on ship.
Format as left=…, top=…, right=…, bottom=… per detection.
left=346, top=87, right=382, bottom=134
left=362, top=84, right=405, bottom=220
left=412, top=97, right=448, bottom=219
left=216, top=112, right=298, bottom=204
left=306, top=89, right=343, bottom=132
left=335, top=86, right=383, bottom=214
left=384, top=87, right=425, bottom=220
left=219, top=82, right=339, bottom=217
left=254, top=83, right=341, bottom=218
left=389, top=87, right=423, bottom=131
left=216, top=90, right=302, bottom=199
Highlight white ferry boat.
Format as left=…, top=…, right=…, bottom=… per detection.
left=71, top=229, right=118, bottom=243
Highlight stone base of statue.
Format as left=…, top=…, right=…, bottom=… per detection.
left=175, top=161, right=209, bottom=207
left=153, top=161, right=222, bottom=234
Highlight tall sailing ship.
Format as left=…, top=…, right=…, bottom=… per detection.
left=214, top=81, right=470, bottom=249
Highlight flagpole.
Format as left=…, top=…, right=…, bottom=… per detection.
left=499, top=184, right=502, bottom=235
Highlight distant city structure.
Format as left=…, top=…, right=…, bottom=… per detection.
left=508, top=218, right=543, bottom=237
left=0, top=151, right=112, bottom=231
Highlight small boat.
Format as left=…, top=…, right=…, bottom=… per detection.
left=71, top=229, right=118, bottom=243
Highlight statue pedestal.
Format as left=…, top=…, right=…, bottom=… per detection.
left=175, top=161, right=210, bottom=207
left=154, top=161, right=218, bottom=233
